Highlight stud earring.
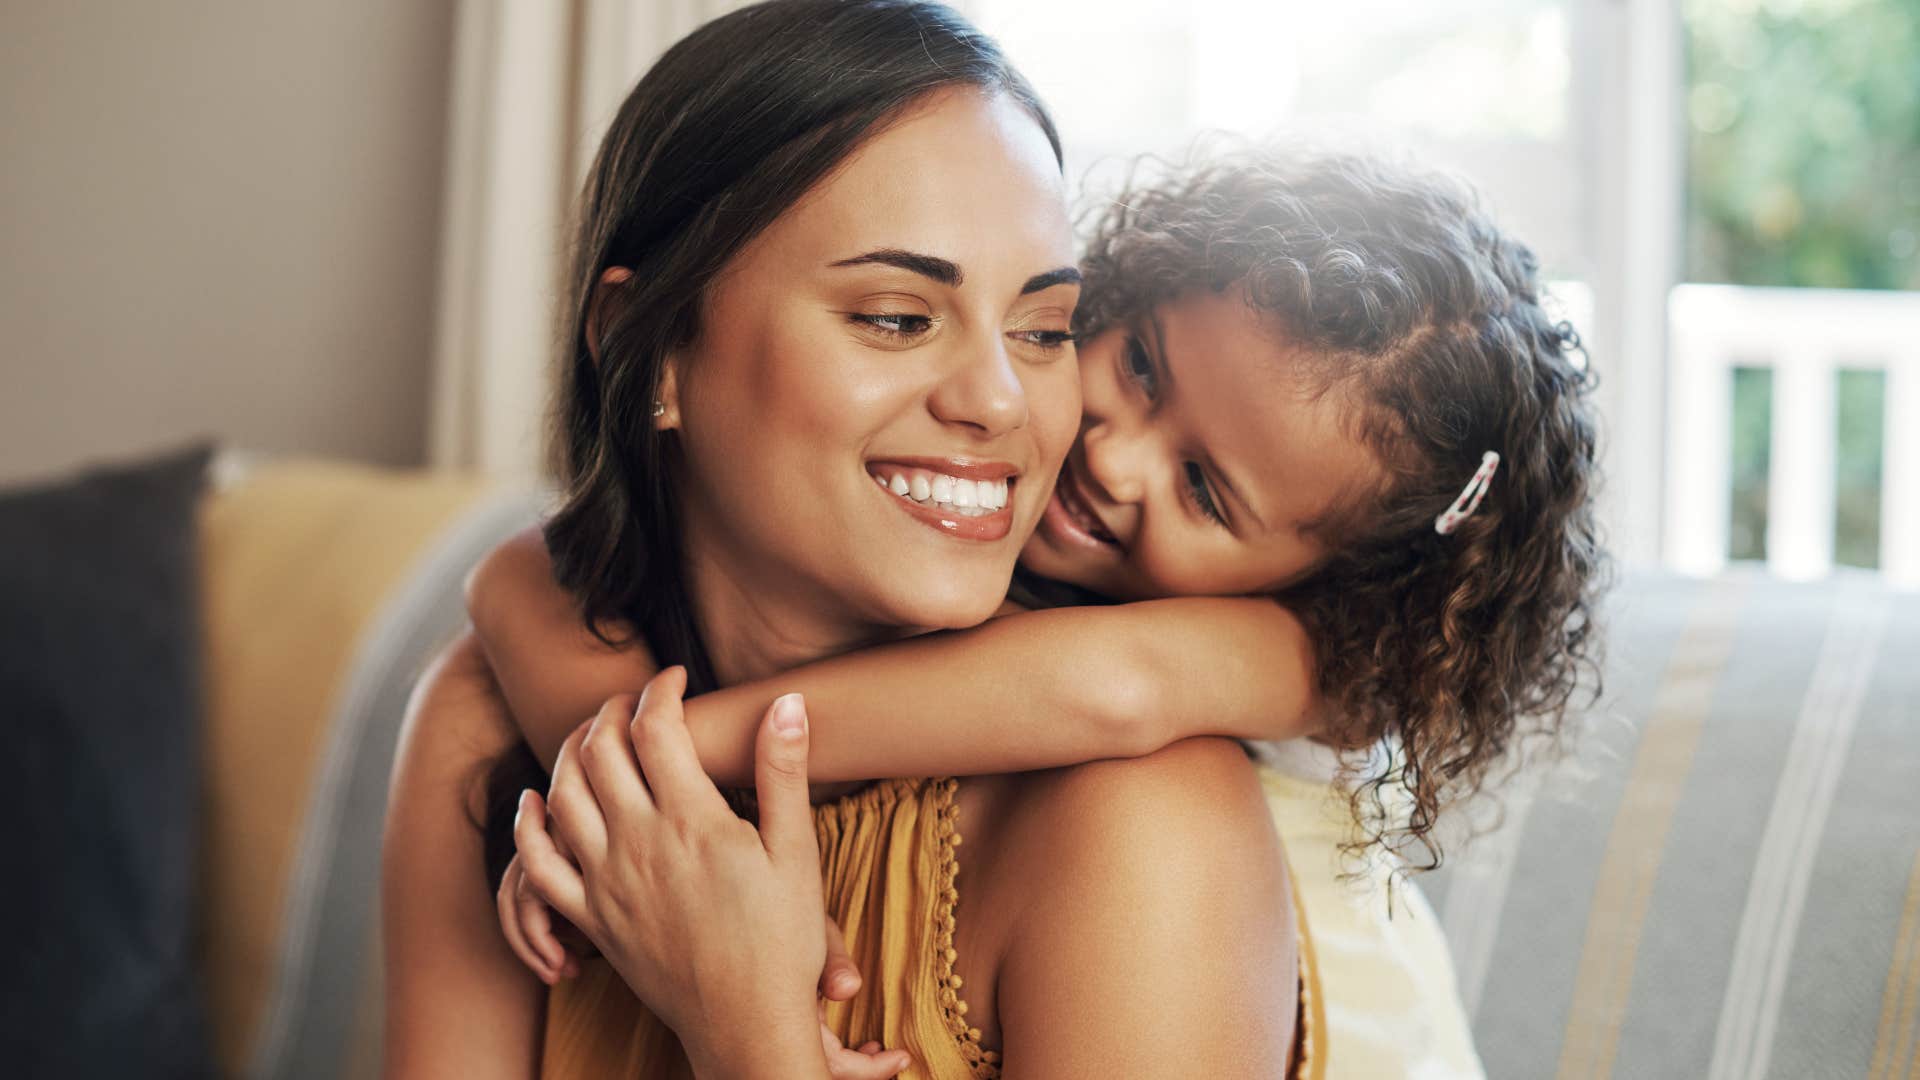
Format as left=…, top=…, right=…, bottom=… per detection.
left=652, top=400, right=666, bottom=418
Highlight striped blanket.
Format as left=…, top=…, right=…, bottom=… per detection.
left=1425, top=570, right=1920, bottom=1080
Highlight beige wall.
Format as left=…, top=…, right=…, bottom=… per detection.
left=0, top=0, right=456, bottom=486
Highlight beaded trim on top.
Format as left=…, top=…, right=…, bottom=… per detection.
left=928, top=777, right=1000, bottom=1078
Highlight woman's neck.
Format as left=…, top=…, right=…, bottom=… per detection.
left=682, top=543, right=914, bottom=688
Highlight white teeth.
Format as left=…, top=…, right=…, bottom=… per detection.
left=872, top=468, right=1013, bottom=515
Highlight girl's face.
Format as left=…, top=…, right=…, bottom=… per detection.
left=1021, top=289, right=1384, bottom=601
left=669, top=87, right=1081, bottom=643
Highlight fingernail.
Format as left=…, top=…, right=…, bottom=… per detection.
left=833, top=971, right=859, bottom=995
left=771, top=693, right=806, bottom=737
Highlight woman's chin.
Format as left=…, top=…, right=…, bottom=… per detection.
left=878, top=575, right=1015, bottom=632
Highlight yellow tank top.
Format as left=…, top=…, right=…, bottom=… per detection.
left=540, top=776, right=1324, bottom=1079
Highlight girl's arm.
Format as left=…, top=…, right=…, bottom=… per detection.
left=463, top=526, right=661, bottom=769
left=381, top=632, right=543, bottom=1078
left=466, top=527, right=1320, bottom=784
left=681, top=594, right=1320, bottom=787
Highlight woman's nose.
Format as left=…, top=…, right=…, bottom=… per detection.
left=928, top=333, right=1028, bottom=439
left=1079, top=419, right=1147, bottom=506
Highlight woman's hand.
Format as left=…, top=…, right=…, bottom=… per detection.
left=499, top=850, right=868, bottom=1001
left=499, top=855, right=901, bottom=1080
left=513, top=669, right=909, bottom=1080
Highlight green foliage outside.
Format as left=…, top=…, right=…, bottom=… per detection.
left=1686, top=0, right=1920, bottom=290
left=1835, top=369, right=1886, bottom=566
left=1729, top=367, right=1774, bottom=561
left=1685, top=0, right=1916, bottom=567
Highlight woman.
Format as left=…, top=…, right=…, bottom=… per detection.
left=381, top=2, right=1300, bottom=1076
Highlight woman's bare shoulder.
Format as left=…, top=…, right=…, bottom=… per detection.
left=393, top=632, right=522, bottom=813
left=383, top=630, right=544, bottom=1077
left=1007, top=738, right=1279, bottom=866
left=982, top=741, right=1298, bottom=1074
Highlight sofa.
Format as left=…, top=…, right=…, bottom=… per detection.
left=9, top=450, right=1918, bottom=1078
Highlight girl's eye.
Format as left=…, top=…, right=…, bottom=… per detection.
left=850, top=312, right=934, bottom=337
left=1123, top=334, right=1157, bottom=395
left=1184, top=461, right=1227, bottom=526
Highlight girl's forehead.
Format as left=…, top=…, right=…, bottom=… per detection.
left=1157, top=291, right=1383, bottom=541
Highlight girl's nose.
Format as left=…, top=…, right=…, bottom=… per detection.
left=1079, top=418, right=1148, bottom=506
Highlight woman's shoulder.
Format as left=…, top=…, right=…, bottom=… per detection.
left=970, top=740, right=1299, bottom=1073
left=964, top=739, right=1289, bottom=936
left=393, top=632, right=523, bottom=814
left=1005, top=738, right=1279, bottom=867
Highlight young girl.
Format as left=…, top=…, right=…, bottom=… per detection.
left=482, top=145, right=1602, bottom=1071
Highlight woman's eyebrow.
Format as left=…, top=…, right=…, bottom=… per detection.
left=829, top=248, right=961, bottom=286
left=827, top=251, right=1080, bottom=297
left=1020, top=267, right=1082, bottom=294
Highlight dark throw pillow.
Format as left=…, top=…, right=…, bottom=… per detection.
left=0, top=443, right=218, bottom=1080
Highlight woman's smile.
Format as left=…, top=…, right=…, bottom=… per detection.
left=865, top=456, right=1019, bottom=541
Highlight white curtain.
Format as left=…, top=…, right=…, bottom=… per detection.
left=427, top=0, right=752, bottom=477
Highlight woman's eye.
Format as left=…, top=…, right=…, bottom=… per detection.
left=1123, top=334, right=1157, bottom=395
left=1012, top=329, right=1076, bottom=351
left=850, top=312, right=934, bottom=337
left=1184, top=462, right=1227, bottom=526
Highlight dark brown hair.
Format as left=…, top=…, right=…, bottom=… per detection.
left=1076, top=144, right=1608, bottom=870
left=483, top=0, right=1061, bottom=883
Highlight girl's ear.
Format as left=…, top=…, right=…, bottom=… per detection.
left=585, top=266, right=635, bottom=369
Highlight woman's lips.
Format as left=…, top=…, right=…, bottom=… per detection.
left=1040, top=464, right=1120, bottom=554
left=867, top=461, right=1017, bottom=542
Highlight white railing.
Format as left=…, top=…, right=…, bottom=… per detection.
left=1665, top=284, right=1920, bottom=587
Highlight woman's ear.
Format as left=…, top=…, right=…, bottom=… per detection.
left=585, top=266, right=635, bottom=369
left=588, top=265, right=680, bottom=429
left=654, top=360, right=682, bottom=431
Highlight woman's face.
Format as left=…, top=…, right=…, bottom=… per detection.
left=669, top=87, right=1081, bottom=643
left=1021, top=289, right=1384, bottom=600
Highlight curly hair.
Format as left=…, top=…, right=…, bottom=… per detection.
left=1076, top=144, right=1609, bottom=870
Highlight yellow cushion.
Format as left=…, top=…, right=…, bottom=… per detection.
left=195, top=460, right=493, bottom=1073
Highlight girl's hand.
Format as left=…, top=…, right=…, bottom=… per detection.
left=514, top=671, right=908, bottom=1079
left=494, top=852, right=583, bottom=984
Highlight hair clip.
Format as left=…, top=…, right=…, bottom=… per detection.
left=1434, top=451, right=1500, bottom=535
